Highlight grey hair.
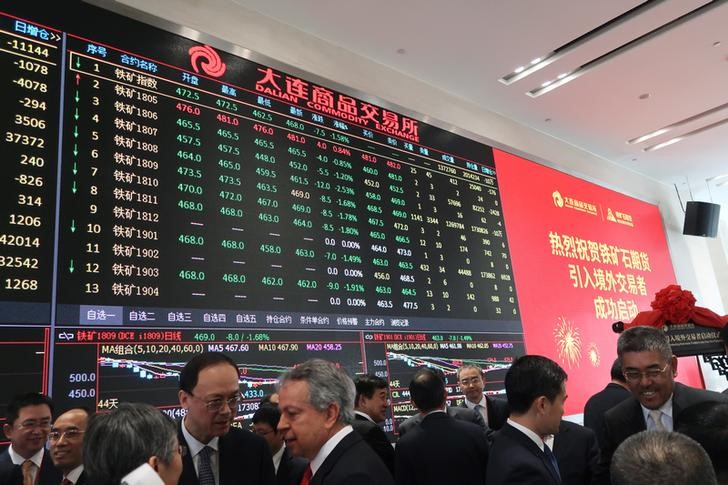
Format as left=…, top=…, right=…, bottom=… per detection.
left=611, top=430, right=717, bottom=485
left=456, top=363, right=484, bottom=380
left=617, top=326, right=672, bottom=364
left=83, top=402, right=178, bottom=485
left=278, top=359, right=355, bottom=424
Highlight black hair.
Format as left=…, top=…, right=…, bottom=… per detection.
left=5, top=392, right=54, bottom=425
left=251, top=405, right=281, bottom=431
left=409, top=367, right=446, bottom=412
left=179, top=352, right=239, bottom=393
left=354, top=374, right=388, bottom=407
left=505, top=355, right=567, bottom=415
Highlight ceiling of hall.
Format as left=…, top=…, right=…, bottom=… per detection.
left=231, top=0, right=728, bottom=210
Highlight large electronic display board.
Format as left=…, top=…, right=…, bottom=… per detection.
left=0, top=1, right=524, bottom=437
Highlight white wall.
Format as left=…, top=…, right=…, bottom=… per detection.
left=113, top=0, right=727, bottom=355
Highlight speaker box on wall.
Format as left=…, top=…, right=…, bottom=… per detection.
left=683, top=201, right=721, bottom=237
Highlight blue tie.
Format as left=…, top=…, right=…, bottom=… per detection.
left=543, top=444, right=562, bottom=483
left=198, top=446, right=216, bottom=485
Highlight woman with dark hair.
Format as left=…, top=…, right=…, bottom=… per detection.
left=83, top=402, right=182, bottom=485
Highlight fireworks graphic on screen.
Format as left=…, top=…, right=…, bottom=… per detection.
left=554, top=316, right=581, bottom=368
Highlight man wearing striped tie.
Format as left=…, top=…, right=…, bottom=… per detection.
left=177, top=352, right=275, bottom=485
left=594, top=326, right=728, bottom=484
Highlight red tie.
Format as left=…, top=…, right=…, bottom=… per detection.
left=61, top=479, right=72, bottom=485
left=300, top=465, right=312, bottom=485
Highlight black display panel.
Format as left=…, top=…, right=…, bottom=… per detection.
left=0, top=2, right=524, bottom=424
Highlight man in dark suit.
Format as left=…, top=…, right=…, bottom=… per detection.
left=395, top=367, right=489, bottom=485
left=177, top=352, right=275, bottom=485
left=457, top=363, right=510, bottom=430
left=486, top=355, right=568, bottom=485
left=276, top=359, right=394, bottom=485
left=251, top=404, right=307, bottom=485
left=551, top=420, right=599, bottom=485
left=583, top=358, right=631, bottom=449
left=594, top=326, right=728, bottom=484
left=0, top=393, right=62, bottom=485
left=351, top=375, right=394, bottom=474
left=49, top=408, right=89, bottom=485
left=397, top=402, right=489, bottom=437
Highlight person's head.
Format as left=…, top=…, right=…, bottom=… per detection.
left=457, top=363, right=485, bottom=404
left=178, top=352, right=241, bottom=443
left=610, top=358, right=627, bottom=384
left=2, top=392, right=54, bottom=459
left=83, top=403, right=183, bottom=485
left=611, top=430, right=717, bottom=485
left=505, top=355, right=567, bottom=436
left=276, top=359, right=355, bottom=460
left=354, top=374, right=389, bottom=422
left=675, top=401, right=728, bottom=481
left=251, top=405, right=284, bottom=455
left=409, top=367, right=446, bottom=413
left=49, top=408, right=89, bottom=474
left=260, top=393, right=279, bottom=407
left=617, top=326, right=677, bottom=410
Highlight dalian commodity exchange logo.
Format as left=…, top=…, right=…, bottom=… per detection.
left=188, top=45, right=226, bottom=78
left=552, top=190, right=564, bottom=208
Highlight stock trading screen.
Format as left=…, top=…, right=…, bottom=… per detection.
left=0, top=2, right=524, bottom=428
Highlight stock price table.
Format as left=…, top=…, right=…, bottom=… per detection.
left=0, top=2, right=524, bottom=416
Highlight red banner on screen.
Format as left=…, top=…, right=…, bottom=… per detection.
left=495, top=149, right=703, bottom=415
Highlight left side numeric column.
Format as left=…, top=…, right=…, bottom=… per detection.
left=0, top=16, right=62, bottom=323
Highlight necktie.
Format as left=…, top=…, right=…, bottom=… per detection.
left=649, top=409, right=666, bottom=431
left=197, top=446, right=216, bottom=485
left=543, top=444, right=562, bottom=483
left=61, top=479, right=72, bottom=485
left=300, top=465, right=312, bottom=485
left=21, top=460, right=35, bottom=485
left=474, top=404, right=488, bottom=425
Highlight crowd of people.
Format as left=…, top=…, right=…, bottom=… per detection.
left=2, top=325, right=727, bottom=485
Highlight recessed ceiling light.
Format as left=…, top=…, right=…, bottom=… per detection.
left=396, top=48, right=406, bottom=54
left=638, top=93, right=650, bottom=100
left=643, top=137, right=683, bottom=152
left=514, top=66, right=525, bottom=74
left=713, top=41, right=721, bottom=47
left=530, top=57, right=542, bottom=65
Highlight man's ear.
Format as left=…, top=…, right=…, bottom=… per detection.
left=671, top=355, right=678, bottom=377
left=147, top=455, right=159, bottom=471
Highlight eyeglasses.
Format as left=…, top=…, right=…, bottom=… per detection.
left=250, top=426, right=274, bottom=437
left=459, top=377, right=482, bottom=386
left=189, top=392, right=242, bottom=413
left=17, top=420, right=51, bottom=431
left=48, top=429, right=84, bottom=442
left=623, top=363, right=670, bottom=382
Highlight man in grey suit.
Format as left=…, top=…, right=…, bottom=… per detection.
left=457, top=363, right=509, bottom=430
left=594, top=326, right=728, bottom=484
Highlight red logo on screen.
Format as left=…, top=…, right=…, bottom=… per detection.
left=188, top=45, right=226, bottom=78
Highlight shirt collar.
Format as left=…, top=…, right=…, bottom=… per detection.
left=464, top=394, right=488, bottom=409
left=354, top=410, right=375, bottom=423
left=640, top=395, right=674, bottom=422
left=310, top=426, right=353, bottom=476
left=181, top=416, right=220, bottom=457
left=8, top=445, right=44, bottom=467
left=271, top=443, right=285, bottom=473
left=65, top=465, right=85, bottom=483
left=507, top=418, right=546, bottom=452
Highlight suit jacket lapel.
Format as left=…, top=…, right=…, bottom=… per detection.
left=310, top=431, right=359, bottom=485
left=502, top=424, right=560, bottom=485
left=178, top=423, right=201, bottom=485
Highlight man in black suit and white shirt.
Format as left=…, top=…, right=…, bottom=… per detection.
left=251, top=404, right=307, bottom=485
left=177, top=352, right=275, bottom=485
left=0, top=393, right=61, bottom=485
left=351, top=375, right=394, bottom=475
left=487, top=355, right=568, bottom=485
left=49, top=408, right=89, bottom=485
left=395, top=367, right=489, bottom=485
left=594, top=326, right=728, bottom=484
left=457, top=363, right=510, bottom=430
left=583, top=358, right=631, bottom=449
left=276, top=359, right=393, bottom=485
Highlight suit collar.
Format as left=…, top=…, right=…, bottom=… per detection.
left=310, top=430, right=360, bottom=485
left=501, top=423, right=560, bottom=484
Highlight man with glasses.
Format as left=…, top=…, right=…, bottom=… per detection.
left=251, top=405, right=307, bottom=485
left=49, top=408, right=89, bottom=485
left=594, top=326, right=728, bottom=484
left=0, top=392, right=61, bottom=485
left=457, top=363, right=509, bottom=430
left=177, top=352, right=275, bottom=485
